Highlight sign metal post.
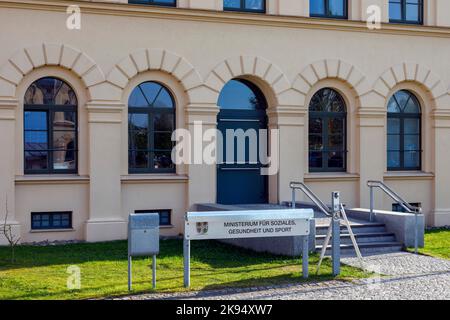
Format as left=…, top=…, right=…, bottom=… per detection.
left=331, top=191, right=341, bottom=276
left=183, top=209, right=313, bottom=288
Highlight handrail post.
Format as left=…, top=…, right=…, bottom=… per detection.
left=292, top=187, right=296, bottom=209
left=369, top=186, right=374, bottom=222
left=414, top=207, right=421, bottom=255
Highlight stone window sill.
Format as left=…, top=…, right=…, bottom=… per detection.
left=30, top=228, right=75, bottom=233
left=384, top=171, right=434, bottom=181
left=121, top=174, right=188, bottom=183
left=304, top=173, right=359, bottom=182
left=15, top=175, right=89, bottom=185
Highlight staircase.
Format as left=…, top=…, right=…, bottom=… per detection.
left=315, top=220, right=403, bottom=256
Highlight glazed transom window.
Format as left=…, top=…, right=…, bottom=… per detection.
left=24, top=77, right=78, bottom=174
left=309, top=88, right=347, bottom=172
left=128, top=0, right=176, bottom=7
left=310, top=0, right=348, bottom=19
left=389, top=0, right=423, bottom=24
left=128, top=81, right=176, bottom=173
left=387, top=90, right=422, bottom=171
left=223, top=0, right=266, bottom=13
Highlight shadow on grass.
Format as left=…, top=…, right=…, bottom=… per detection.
left=0, top=240, right=298, bottom=271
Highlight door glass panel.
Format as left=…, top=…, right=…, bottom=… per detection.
left=218, top=79, right=266, bottom=110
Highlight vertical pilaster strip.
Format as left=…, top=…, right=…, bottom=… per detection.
left=268, top=105, right=306, bottom=204
left=185, top=104, right=219, bottom=209
left=357, top=106, right=386, bottom=208
left=431, top=110, right=450, bottom=226
left=85, top=101, right=126, bottom=242
left=0, top=99, right=19, bottom=244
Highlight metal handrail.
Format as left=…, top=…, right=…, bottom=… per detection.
left=289, top=182, right=333, bottom=217
left=367, top=180, right=422, bottom=254
left=368, top=180, right=421, bottom=214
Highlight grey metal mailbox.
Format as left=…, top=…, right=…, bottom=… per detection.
left=128, top=213, right=159, bottom=291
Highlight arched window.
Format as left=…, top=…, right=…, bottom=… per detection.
left=309, top=88, right=347, bottom=172
left=387, top=90, right=421, bottom=171
left=24, top=77, right=78, bottom=174
left=128, top=81, right=175, bottom=173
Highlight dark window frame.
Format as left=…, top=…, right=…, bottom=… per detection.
left=308, top=88, right=347, bottom=173
left=387, top=90, right=422, bottom=171
left=223, top=0, right=266, bottom=13
left=31, top=211, right=73, bottom=230
left=310, top=0, right=348, bottom=19
left=128, top=81, right=176, bottom=174
left=24, top=78, right=78, bottom=175
left=128, top=0, right=177, bottom=7
left=389, top=0, right=423, bottom=25
left=135, top=209, right=172, bottom=226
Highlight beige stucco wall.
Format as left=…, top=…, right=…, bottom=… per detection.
left=0, top=0, right=450, bottom=244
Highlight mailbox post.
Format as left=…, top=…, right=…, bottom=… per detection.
left=128, top=213, right=159, bottom=291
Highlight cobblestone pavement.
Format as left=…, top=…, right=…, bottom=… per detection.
left=117, top=252, right=450, bottom=300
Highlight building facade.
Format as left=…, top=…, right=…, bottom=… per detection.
left=1, top=0, right=450, bottom=244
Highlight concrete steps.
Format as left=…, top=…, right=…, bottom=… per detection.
left=315, top=221, right=403, bottom=256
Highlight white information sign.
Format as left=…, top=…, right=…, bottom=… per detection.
left=185, top=209, right=313, bottom=240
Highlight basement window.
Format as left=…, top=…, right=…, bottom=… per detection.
left=135, top=209, right=172, bottom=226
left=31, top=212, right=72, bottom=230
left=392, top=203, right=421, bottom=213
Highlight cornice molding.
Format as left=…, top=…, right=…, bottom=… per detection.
left=2, top=0, right=450, bottom=38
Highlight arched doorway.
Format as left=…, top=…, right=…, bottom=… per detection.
left=216, top=79, right=268, bottom=205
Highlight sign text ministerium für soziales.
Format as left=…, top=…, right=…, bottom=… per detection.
left=224, top=219, right=297, bottom=235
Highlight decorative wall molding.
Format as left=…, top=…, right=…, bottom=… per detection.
left=107, top=48, right=214, bottom=105
left=204, top=55, right=301, bottom=106
left=3, top=1, right=450, bottom=38
left=372, top=62, right=448, bottom=106
left=0, top=43, right=105, bottom=100
left=292, top=59, right=369, bottom=105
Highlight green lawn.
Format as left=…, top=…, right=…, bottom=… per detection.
left=0, top=240, right=369, bottom=300
left=412, top=228, right=450, bottom=260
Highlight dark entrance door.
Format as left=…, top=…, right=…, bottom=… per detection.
left=216, top=79, right=268, bottom=205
